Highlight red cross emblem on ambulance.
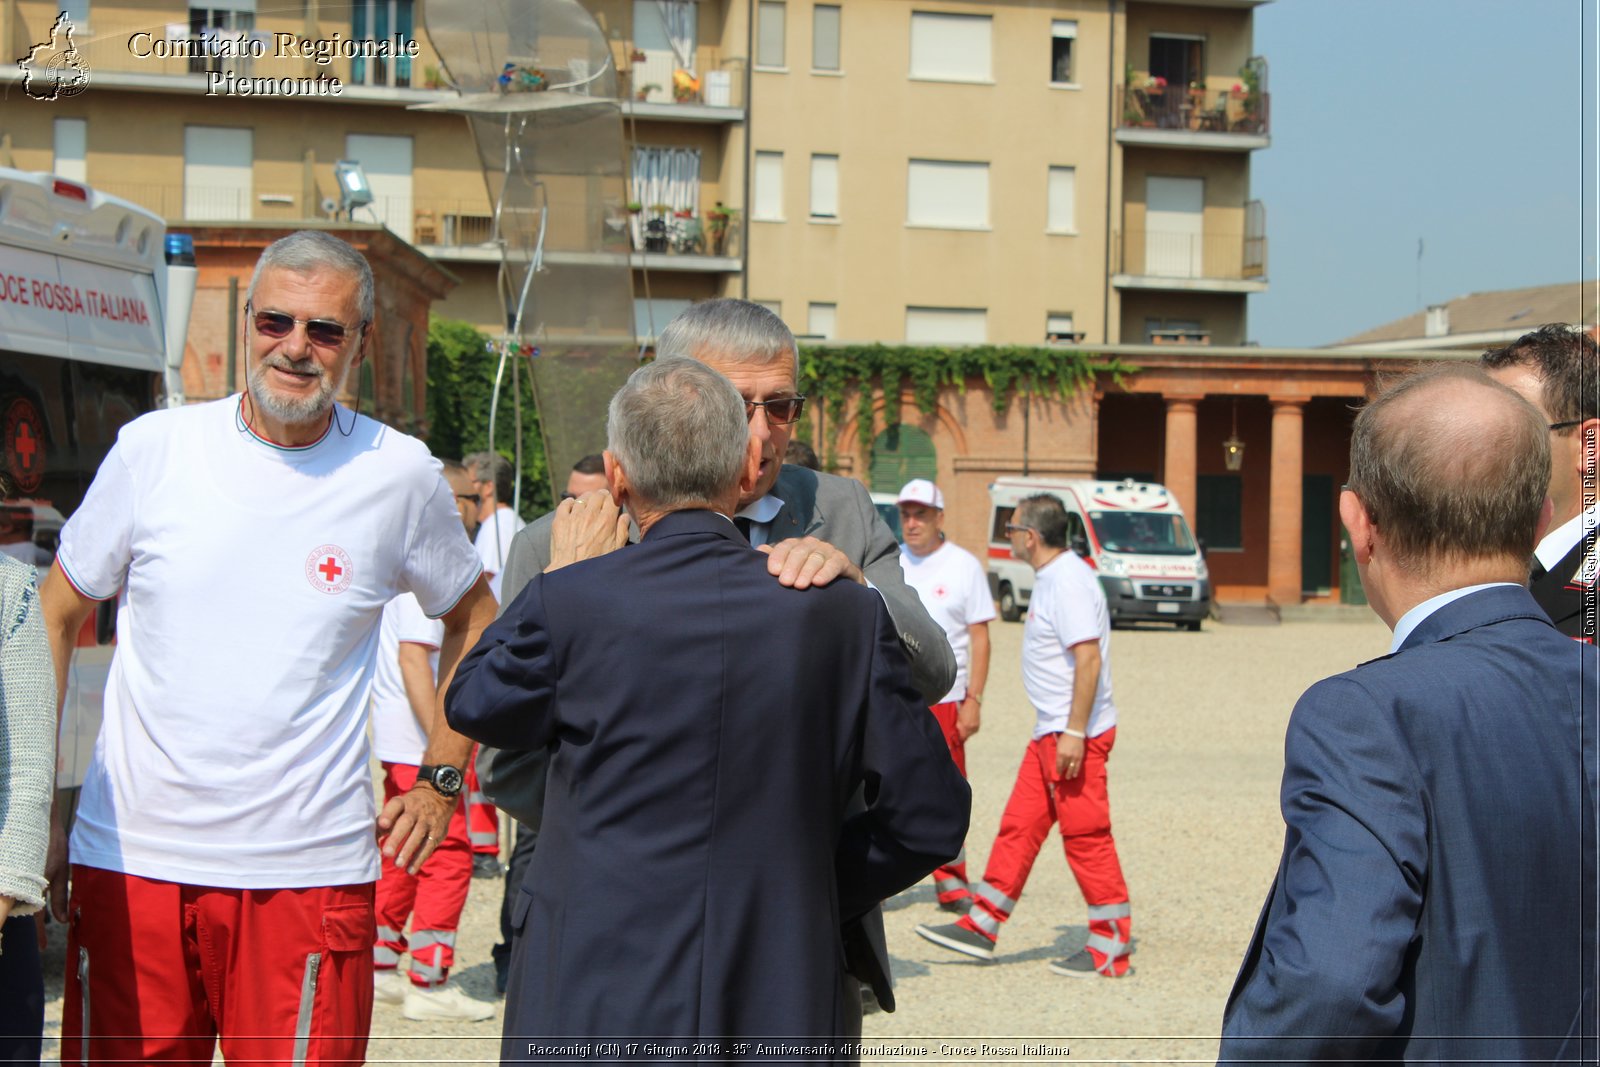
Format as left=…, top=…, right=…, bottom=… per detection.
left=305, top=544, right=354, bottom=595
left=3, top=398, right=46, bottom=494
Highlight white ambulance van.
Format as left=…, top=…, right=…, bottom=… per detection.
left=0, top=167, right=197, bottom=790
left=987, top=476, right=1210, bottom=630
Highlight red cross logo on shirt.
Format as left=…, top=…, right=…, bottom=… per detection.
left=305, top=544, right=354, bottom=595
left=3, top=399, right=46, bottom=493
left=933, top=583, right=950, bottom=599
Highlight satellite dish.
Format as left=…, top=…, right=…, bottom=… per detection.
left=320, top=196, right=340, bottom=218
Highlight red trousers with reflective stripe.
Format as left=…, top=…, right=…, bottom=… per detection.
left=928, top=701, right=970, bottom=900
left=973, top=730, right=1130, bottom=966
left=374, top=761, right=472, bottom=985
left=465, top=746, right=500, bottom=856
left=62, top=865, right=374, bottom=1065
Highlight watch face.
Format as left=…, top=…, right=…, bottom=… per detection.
left=433, top=766, right=464, bottom=796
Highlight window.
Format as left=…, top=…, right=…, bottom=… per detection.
left=753, top=151, right=784, bottom=221
left=906, top=160, right=988, bottom=229
left=346, top=134, right=414, bottom=241
left=1149, top=33, right=1203, bottom=90
left=1046, top=313, right=1078, bottom=344
left=809, top=154, right=839, bottom=219
left=188, top=3, right=254, bottom=75
left=757, top=1, right=786, bottom=68
left=905, top=306, right=986, bottom=344
left=869, top=425, right=937, bottom=494
left=1050, top=20, right=1076, bottom=83
left=62, top=0, right=90, bottom=31
left=635, top=298, right=694, bottom=339
left=1197, top=474, right=1242, bottom=550
left=54, top=119, right=87, bottom=183
left=807, top=302, right=836, bottom=339
left=184, top=126, right=251, bottom=221
left=909, top=12, right=991, bottom=83
left=1046, top=166, right=1076, bottom=233
left=813, top=4, right=841, bottom=71
left=351, top=0, right=414, bottom=86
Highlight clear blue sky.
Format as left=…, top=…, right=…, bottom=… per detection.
left=1249, top=0, right=1598, bottom=346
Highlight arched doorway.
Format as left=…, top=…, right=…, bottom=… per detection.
left=869, top=424, right=937, bottom=493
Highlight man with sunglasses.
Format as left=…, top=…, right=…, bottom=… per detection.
left=489, top=299, right=956, bottom=1021
left=39, top=231, right=496, bottom=1064
left=1482, top=323, right=1600, bottom=641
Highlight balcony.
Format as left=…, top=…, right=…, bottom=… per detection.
left=1112, top=208, right=1268, bottom=294
left=1115, top=85, right=1270, bottom=152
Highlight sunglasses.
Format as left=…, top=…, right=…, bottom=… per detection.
left=456, top=492, right=481, bottom=507
left=1005, top=523, right=1034, bottom=535
left=745, top=396, right=806, bottom=425
left=251, top=307, right=363, bottom=348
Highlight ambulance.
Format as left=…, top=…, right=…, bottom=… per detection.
left=0, top=167, right=197, bottom=789
left=987, top=476, right=1210, bottom=630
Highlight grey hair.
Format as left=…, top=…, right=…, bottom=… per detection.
left=463, top=451, right=514, bottom=501
left=1347, top=363, right=1550, bottom=573
left=245, top=231, right=375, bottom=323
left=655, top=299, right=797, bottom=377
left=607, top=359, right=749, bottom=510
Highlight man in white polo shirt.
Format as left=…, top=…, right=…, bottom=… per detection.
left=916, top=492, right=1132, bottom=978
left=40, top=231, right=495, bottom=1063
left=896, top=478, right=993, bottom=912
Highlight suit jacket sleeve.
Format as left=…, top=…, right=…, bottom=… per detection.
left=498, top=511, right=555, bottom=619
left=445, top=573, right=559, bottom=753
left=1218, top=675, right=1425, bottom=1064
left=839, top=478, right=957, bottom=705
left=834, top=598, right=971, bottom=922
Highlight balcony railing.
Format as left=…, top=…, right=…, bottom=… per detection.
left=1117, top=85, right=1269, bottom=136
left=1114, top=228, right=1267, bottom=282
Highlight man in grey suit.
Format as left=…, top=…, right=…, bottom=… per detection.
left=492, top=299, right=958, bottom=1018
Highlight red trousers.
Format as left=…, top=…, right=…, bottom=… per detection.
left=374, top=761, right=472, bottom=986
left=62, top=865, right=374, bottom=1065
left=465, top=746, right=500, bottom=856
left=928, top=701, right=971, bottom=904
left=961, top=730, right=1131, bottom=974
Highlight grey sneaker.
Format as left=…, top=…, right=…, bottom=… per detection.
left=374, top=968, right=408, bottom=1005
left=915, top=921, right=995, bottom=961
left=1049, top=947, right=1130, bottom=978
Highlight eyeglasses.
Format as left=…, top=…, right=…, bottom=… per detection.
left=745, top=396, right=806, bottom=425
left=250, top=306, right=364, bottom=348
left=1005, top=523, right=1034, bottom=535
left=559, top=492, right=579, bottom=501
left=1550, top=420, right=1584, bottom=432
left=455, top=492, right=481, bottom=507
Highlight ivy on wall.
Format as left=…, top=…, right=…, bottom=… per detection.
left=797, top=344, right=1138, bottom=455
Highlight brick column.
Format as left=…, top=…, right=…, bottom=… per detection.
left=1162, top=396, right=1202, bottom=520
left=1267, top=397, right=1307, bottom=606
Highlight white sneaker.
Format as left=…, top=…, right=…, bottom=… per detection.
left=402, top=983, right=496, bottom=1022
left=374, top=969, right=408, bottom=1006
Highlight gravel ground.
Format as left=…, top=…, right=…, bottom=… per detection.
left=38, top=610, right=1393, bottom=1064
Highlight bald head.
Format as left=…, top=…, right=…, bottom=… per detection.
left=1347, top=364, right=1549, bottom=575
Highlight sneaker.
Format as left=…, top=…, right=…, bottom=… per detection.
left=402, top=983, right=497, bottom=1022
left=914, top=921, right=995, bottom=962
left=472, top=855, right=505, bottom=879
left=1049, top=947, right=1131, bottom=979
left=937, top=896, right=971, bottom=914
left=374, top=968, right=407, bottom=1006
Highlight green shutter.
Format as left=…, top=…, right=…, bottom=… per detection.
left=869, top=425, right=937, bottom=494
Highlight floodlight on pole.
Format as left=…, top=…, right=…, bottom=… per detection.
left=332, top=160, right=374, bottom=218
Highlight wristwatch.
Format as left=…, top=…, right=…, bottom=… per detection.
left=416, top=764, right=465, bottom=798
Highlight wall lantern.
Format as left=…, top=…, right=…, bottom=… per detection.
left=1223, top=398, right=1246, bottom=472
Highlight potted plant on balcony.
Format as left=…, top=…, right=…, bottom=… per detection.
left=704, top=202, right=732, bottom=256
left=644, top=204, right=671, bottom=253
left=635, top=83, right=661, bottom=101
left=672, top=69, right=701, bottom=104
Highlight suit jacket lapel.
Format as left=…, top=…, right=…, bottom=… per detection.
left=770, top=464, right=818, bottom=541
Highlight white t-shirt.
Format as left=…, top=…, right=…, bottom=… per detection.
left=1021, top=551, right=1117, bottom=740
left=899, top=540, right=996, bottom=705
left=474, top=506, right=526, bottom=601
left=57, top=396, right=483, bottom=889
left=369, top=594, right=443, bottom=765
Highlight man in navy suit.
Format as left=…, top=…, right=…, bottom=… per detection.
left=1219, top=364, right=1598, bottom=1065
left=446, top=358, right=969, bottom=1056
left=1482, top=323, right=1600, bottom=642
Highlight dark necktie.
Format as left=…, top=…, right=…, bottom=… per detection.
left=734, top=516, right=753, bottom=543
